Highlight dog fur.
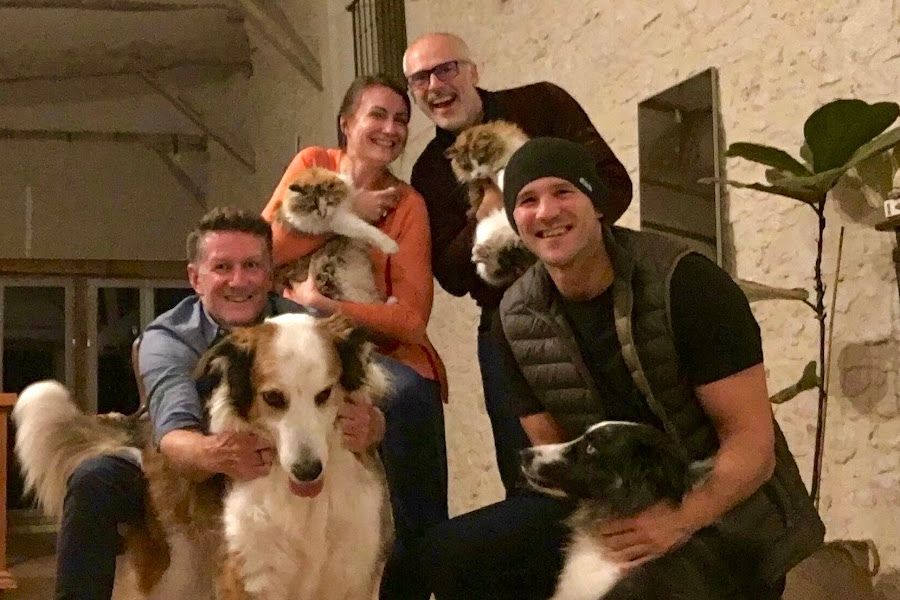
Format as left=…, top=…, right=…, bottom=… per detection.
left=275, top=167, right=399, bottom=303
left=521, top=421, right=747, bottom=600
left=14, top=313, right=392, bottom=600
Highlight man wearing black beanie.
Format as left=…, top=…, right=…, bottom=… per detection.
left=418, top=139, right=823, bottom=599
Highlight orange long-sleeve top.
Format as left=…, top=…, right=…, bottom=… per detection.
left=262, top=147, right=448, bottom=400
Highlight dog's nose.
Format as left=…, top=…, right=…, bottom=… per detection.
left=519, top=448, right=535, bottom=467
left=291, top=459, right=323, bottom=482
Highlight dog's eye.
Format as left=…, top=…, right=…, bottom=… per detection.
left=314, top=387, right=332, bottom=407
left=262, top=390, right=287, bottom=409
left=584, top=442, right=598, bottom=456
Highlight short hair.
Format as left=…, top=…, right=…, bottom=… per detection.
left=402, top=32, right=473, bottom=74
left=336, top=74, right=411, bottom=149
left=185, top=206, right=273, bottom=263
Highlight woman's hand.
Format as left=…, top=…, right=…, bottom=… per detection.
left=353, top=187, right=400, bottom=223
left=284, top=277, right=339, bottom=316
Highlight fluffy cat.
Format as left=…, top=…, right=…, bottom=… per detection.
left=445, top=119, right=530, bottom=217
left=275, top=167, right=398, bottom=303
left=445, top=120, right=535, bottom=287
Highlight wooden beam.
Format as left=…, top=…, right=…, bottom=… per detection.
left=148, top=145, right=207, bottom=210
left=0, top=258, right=186, bottom=279
left=237, top=0, right=323, bottom=90
left=0, top=0, right=237, bottom=11
left=138, top=68, right=256, bottom=172
left=0, top=128, right=207, bottom=152
left=0, top=59, right=251, bottom=84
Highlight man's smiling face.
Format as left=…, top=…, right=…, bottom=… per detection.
left=403, top=34, right=483, bottom=133
left=188, top=231, right=273, bottom=328
left=512, top=176, right=604, bottom=271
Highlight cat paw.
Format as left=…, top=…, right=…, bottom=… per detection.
left=378, top=238, right=400, bottom=254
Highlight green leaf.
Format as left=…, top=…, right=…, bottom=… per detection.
left=799, top=143, right=815, bottom=171
left=770, top=361, right=819, bottom=404
left=726, top=142, right=812, bottom=176
left=804, top=99, right=899, bottom=172
left=844, top=126, right=900, bottom=170
left=737, top=279, right=810, bottom=304
left=718, top=178, right=821, bottom=204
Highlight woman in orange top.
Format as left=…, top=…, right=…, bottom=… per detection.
left=261, top=74, right=446, bottom=600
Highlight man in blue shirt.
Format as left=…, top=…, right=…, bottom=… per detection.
left=55, top=207, right=386, bottom=600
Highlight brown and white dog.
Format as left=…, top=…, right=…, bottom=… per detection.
left=14, top=313, right=393, bottom=600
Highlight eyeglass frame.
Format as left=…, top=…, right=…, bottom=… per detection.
left=406, top=60, right=471, bottom=91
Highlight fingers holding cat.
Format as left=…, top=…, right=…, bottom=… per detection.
left=474, top=180, right=503, bottom=221
left=285, top=277, right=337, bottom=316
left=353, top=187, right=400, bottom=223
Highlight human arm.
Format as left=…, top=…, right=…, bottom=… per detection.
left=139, top=323, right=275, bottom=481
left=596, top=254, right=774, bottom=566
left=295, top=187, right=435, bottom=345
left=411, top=148, right=505, bottom=308
left=596, top=363, right=775, bottom=566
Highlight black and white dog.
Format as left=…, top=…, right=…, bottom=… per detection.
left=521, top=421, right=749, bottom=600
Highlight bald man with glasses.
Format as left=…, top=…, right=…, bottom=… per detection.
left=403, top=32, right=632, bottom=496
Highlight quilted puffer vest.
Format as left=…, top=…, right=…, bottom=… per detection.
left=500, top=226, right=824, bottom=583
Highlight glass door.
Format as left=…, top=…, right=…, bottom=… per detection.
left=86, top=279, right=191, bottom=415
left=0, top=278, right=75, bottom=511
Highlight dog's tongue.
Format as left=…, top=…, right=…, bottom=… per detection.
left=289, top=477, right=324, bottom=498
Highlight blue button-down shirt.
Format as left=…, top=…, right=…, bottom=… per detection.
left=139, top=294, right=307, bottom=444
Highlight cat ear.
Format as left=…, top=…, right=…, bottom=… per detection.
left=444, top=145, right=459, bottom=160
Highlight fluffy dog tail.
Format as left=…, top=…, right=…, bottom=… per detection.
left=13, top=380, right=146, bottom=519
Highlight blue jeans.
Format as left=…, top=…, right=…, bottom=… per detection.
left=55, top=455, right=145, bottom=600
left=377, top=357, right=449, bottom=599
left=477, top=330, right=530, bottom=495
left=419, top=492, right=572, bottom=600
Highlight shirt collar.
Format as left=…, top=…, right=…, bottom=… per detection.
left=199, top=294, right=276, bottom=345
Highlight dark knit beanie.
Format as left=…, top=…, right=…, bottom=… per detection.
left=502, top=137, right=609, bottom=232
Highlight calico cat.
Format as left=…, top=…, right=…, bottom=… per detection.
left=445, top=120, right=535, bottom=287
left=445, top=120, right=530, bottom=217
left=275, top=167, right=398, bottom=303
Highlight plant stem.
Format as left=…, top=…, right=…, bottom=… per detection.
left=810, top=197, right=828, bottom=507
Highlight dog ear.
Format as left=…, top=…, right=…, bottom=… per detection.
left=318, top=314, right=371, bottom=392
left=194, top=330, right=257, bottom=419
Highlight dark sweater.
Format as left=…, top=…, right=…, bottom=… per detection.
left=410, top=82, right=633, bottom=315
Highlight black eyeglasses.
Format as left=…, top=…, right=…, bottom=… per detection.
left=406, top=60, right=469, bottom=91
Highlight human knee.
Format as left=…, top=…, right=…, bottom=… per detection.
left=65, top=456, right=140, bottom=515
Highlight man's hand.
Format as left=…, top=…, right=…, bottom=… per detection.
left=595, top=501, right=696, bottom=569
left=338, top=392, right=386, bottom=453
left=474, top=180, right=503, bottom=221
left=205, top=431, right=275, bottom=481
left=353, top=187, right=400, bottom=223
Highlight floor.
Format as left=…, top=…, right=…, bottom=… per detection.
left=5, top=515, right=140, bottom=600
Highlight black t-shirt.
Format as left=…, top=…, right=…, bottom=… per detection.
left=493, top=254, right=763, bottom=420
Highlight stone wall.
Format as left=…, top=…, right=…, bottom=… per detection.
left=401, top=0, right=900, bottom=594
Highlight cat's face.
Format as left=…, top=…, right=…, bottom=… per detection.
left=445, top=121, right=529, bottom=184
left=284, top=168, right=350, bottom=218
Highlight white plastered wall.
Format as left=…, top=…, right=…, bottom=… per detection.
left=402, top=0, right=900, bottom=593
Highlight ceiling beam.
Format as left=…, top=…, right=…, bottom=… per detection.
left=236, top=0, right=322, bottom=90
left=0, top=128, right=207, bottom=152
left=138, top=68, right=255, bottom=172
left=0, top=60, right=251, bottom=84
left=148, top=145, right=207, bottom=209
left=0, top=0, right=236, bottom=11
